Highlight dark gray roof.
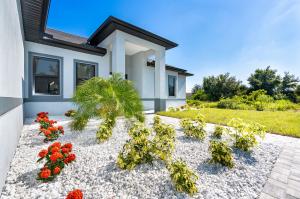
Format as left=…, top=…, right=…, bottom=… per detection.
left=45, top=28, right=88, bottom=44
left=88, top=16, right=178, bottom=50
left=21, top=0, right=106, bottom=56
left=147, top=61, right=193, bottom=76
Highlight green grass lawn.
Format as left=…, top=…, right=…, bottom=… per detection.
left=158, top=108, right=300, bottom=138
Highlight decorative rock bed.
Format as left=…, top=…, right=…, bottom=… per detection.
left=1, top=115, right=297, bottom=199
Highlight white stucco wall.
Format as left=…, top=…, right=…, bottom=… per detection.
left=24, top=41, right=110, bottom=98
left=23, top=41, right=110, bottom=117
left=0, top=0, right=24, bottom=192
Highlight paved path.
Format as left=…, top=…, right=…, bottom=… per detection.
left=259, top=139, right=300, bottom=199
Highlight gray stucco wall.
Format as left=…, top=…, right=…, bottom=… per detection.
left=0, top=0, right=24, bottom=193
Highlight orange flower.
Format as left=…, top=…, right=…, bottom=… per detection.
left=50, top=152, right=63, bottom=162
left=39, top=168, right=51, bottom=179
left=43, top=130, right=51, bottom=136
left=53, top=167, right=61, bottom=175
left=66, top=189, right=83, bottom=199
left=38, top=149, right=48, bottom=158
left=51, top=146, right=60, bottom=154
left=51, top=142, right=61, bottom=149
left=48, top=126, right=58, bottom=132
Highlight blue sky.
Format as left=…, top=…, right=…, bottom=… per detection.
left=48, top=0, right=300, bottom=91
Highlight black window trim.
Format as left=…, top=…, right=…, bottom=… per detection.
left=73, top=59, right=99, bottom=91
left=168, top=75, right=177, bottom=97
left=28, top=52, right=64, bottom=101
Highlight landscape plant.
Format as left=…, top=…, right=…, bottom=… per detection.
left=209, top=140, right=234, bottom=168
left=213, top=126, right=224, bottom=139
left=228, top=118, right=266, bottom=151
left=39, top=126, right=64, bottom=142
left=117, top=122, right=153, bottom=170
left=66, top=189, right=83, bottom=199
left=167, top=160, right=198, bottom=196
left=180, top=114, right=206, bottom=141
left=37, top=142, right=76, bottom=182
left=70, top=74, right=144, bottom=142
left=152, top=121, right=176, bottom=161
left=65, top=110, right=76, bottom=117
left=35, top=112, right=64, bottom=142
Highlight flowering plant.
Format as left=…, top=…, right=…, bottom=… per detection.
left=66, top=189, right=83, bottom=199
left=35, top=112, right=64, bottom=142
left=37, top=142, right=76, bottom=182
left=39, top=125, right=64, bottom=142
left=35, top=112, right=57, bottom=129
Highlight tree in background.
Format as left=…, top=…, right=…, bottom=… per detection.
left=247, top=66, right=281, bottom=96
left=279, top=72, right=299, bottom=102
left=202, top=73, right=242, bottom=101
left=191, top=84, right=202, bottom=95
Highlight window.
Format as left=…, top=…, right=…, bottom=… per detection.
left=168, top=75, right=176, bottom=97
left=33, top=56, right=60, bottom=95
left=75, top=61, right=96, bottom=86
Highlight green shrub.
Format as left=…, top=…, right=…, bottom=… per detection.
left=168, top=107, right=176, bottom=112
left=213, top=126, right=224, bottom=139
left=71, top=74, right=144, bottom=141
left=228, top=118, right=266, bottom=151
left=180, top=115, right=206, bottom=141
left=191, top=89, right=208, bottom=101
left=152, top=123, right=176, bottom=161
left=268, top=99, right=297, bottom=111
left=96, top=118, right=116, bottom=142
left=153, top=115, right=161, bottom=127
left=117, top=123, right=153, bottom=170
left=70, top=115, right=89, bottom=131
left=65, top=109, right=76, bottom=117
left=167, top=160, right=198, bottom=196
left=209, top=140, right=234, bottom=168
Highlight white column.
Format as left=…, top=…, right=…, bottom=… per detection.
left=155, top=49, right=166, bottom=98
left=154, top=49, right=166, bottom=111
left=111, top=32, right=125, bottom=77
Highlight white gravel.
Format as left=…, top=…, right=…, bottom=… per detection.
left=1, top=114, right=298, bottom=199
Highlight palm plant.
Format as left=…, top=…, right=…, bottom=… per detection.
left=70, top=73, right=144, bottom=142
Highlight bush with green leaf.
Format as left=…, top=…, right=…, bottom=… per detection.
left=228, top=118, right=266, bottom=151
left=209, top=140, right=234, bottom=168
left=117, top=123, right=153, bottom=170
left=70, top=74, right=144, bottom=141
left=213, top=126, right=224, bottom=139
left=167, top=160, right=198, bottom=196
left=152, top=121, right=176, bottom=161
left=180, top=114, right=206, bottom=141
left=96, top=117, right=116, bottom=143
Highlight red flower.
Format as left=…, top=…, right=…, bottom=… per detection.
left=53, top=166, right=61, bottom=175
left=61, top=147, right=70, bottom=154
left=66, top=189, right=83, bottom=199
left=51, top=146, right=60, bottom=154
left=58, top=126, right=64, bottom=130
left=50, top=152, right=63, bottom=162
left=64, top=154, right=76, bottom=164
left=38, top=149, right=48, bottom=158
left=63, top=143, right=72, bottom=150
left=39, top=168, right=51, bottom=179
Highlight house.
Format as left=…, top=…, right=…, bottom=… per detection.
left=0, top=0, right=192, bottom=192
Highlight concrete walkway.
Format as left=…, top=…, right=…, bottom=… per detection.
left=259, top=139, right=300, bottom=199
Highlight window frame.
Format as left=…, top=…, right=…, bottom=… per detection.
left=73, top=59, right=98, bottom=91
left=168, top=75, right=177, bottom=97
left=28, top=52, right=63, bottom=101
